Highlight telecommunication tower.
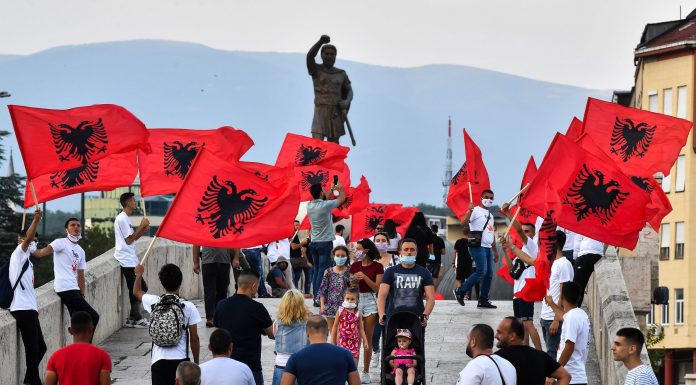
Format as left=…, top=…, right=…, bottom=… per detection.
left=442, top=116, right=453, bottom=206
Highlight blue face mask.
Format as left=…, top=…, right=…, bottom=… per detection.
left=334, top=256, right=347, bottom=265
left=401, top=256, right=416, bottom=265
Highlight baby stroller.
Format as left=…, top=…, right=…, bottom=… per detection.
left=380, top=311, right=426, bottom=385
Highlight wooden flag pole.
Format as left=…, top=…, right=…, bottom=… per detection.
left=141, top=198, right=147, bottom=217
left=503, top=206, right=521, bottom=238
left=505, top=183, right=531, bottom=206
left=21, top=207, right=26, bottom=231
left=29, top=181, right=39, bottom=210
left=468, top=182, right=473, bottom=203
left=139, top=236, right=158, bottom=266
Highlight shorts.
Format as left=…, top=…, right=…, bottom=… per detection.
left=426, top=262, right=441, bottom=278
left=455, top=257, right=473, bottom=281
left=359, top=292, right=378, bottom=316
left=513, top=298, right=534, bottom=321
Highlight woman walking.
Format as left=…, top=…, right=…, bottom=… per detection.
left=271, top=290, right=310, bottom=385
left=318, top=245, right=351, bottom=331
left=370, top=232, right=399, bottom=368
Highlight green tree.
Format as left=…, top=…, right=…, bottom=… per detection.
left=80, top=225, right=115, bottom=261
left=0, top=131, right=24, bottom=265
left=415, top=203, right=454, bottom=217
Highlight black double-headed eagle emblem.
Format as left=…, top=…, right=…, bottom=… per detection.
left=300, top=170, right=329, bottom=191
left=164, top=141, right=201, bottom=179
left=50, top=162, right=100, bottom=189
left=49, top=118, right=108, bottom=188
left=610, top=117, right=656, bottom=162
left=195, top=176, right=268, bottom=238
left=562, top=164, right=629, bottom=225
left=295, top=144, right=327, bottom=167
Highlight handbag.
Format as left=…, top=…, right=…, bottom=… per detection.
left=467, top=213, right=491, bottom=248
left=510, top=257, right=528, bottom=280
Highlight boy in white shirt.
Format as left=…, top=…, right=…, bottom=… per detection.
left=114, top=192, right=150, bottom=327
left=456, top=323, right=517, bottom=385
left=8, top=209, right=45, bottom=385
left=33, top=217, right=100, bottom=336
left=134, top=263, right=201, bottom=385
left=540, top=231, right=574, bottom=360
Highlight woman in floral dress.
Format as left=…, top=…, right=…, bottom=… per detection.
left=318, top=245, right=351, bottom=332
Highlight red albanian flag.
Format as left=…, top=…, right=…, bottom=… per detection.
left=275, top=133, right=349, bottom=171
left=575, top=134, right=672, bottom=233
left=565, top=117, right=584, bottom=142
left=509, top=156, right=539, bottom=226
left=351, top=203, right=402, bottom=241
left=9, top=104, right=148, bottom=179
left=334, top=176, right=371, bottom=219
left=496, top=226, right=522, bottom=285
left=517, top=211, right=557, bottom=302
left=157, top=149, right=300, bottom=249
left=388, top=207, right=419, bottom=237
left=24, top=152, right=137, bottom=207
left=447, top=129, right=491, bottom=219
left=238, top=161, right=291, bottom=188
left=582, top=97, right=692, bottom=177
left=294, top=163, right=351, bottom=202
left=138, top=127, right=254, bottom=196
left=522, top=133, right=656, bottom=249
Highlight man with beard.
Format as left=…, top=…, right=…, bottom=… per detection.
left=267, top=256, right=292, bottom=298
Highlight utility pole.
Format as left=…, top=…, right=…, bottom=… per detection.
left=441, top=116, right=453, bottom=206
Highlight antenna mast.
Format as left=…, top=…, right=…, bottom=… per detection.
left=442, top=116, right=453, bottom=206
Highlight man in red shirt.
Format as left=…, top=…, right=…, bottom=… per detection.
left=45, top=311, right=112, bottom=385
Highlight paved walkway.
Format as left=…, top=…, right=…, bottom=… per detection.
left=100, top=298, right=599, bottom=384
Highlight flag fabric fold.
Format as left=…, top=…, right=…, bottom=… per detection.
left=517, top=211, right=557, bottom=302
left=351, top=203, right=402, bottom=240
left=582, top=97, right=692, bottom=177
left=9, top=104, right=148, bottom=179
left=509, top=156, right=538, bottom=226
left=447, top=129, right=491, bottom=219
left=275, top=133, right=350, bottom=170
left=156, top=149, right=300, bottom=249
left=138, top=127, right=254, bottom=196
left=24, top=152, right=138, bottom=207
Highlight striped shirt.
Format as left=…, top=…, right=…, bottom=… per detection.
left=624, top=364, right=658, bottom=385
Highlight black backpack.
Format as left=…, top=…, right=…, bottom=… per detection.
left=0, top=258, right=30, bottom=309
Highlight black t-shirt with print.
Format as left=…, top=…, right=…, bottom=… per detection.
left=381, top=264, right=433, bottom=316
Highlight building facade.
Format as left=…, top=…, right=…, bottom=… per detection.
left=633, top=11, right=696, bottom=385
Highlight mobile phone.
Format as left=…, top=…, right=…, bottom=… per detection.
left=333, top=175, right=339, bottom=186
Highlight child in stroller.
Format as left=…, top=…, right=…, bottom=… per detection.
left=389, top=329, right=417, bottom=385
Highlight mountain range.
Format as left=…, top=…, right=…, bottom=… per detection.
left=0, top=40, right=610, bottom=211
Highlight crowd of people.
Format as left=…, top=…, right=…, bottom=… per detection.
left=4, top=183, right=659, bottom=385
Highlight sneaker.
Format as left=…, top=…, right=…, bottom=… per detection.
left=477, top=301, right=497, bottom=309
left=453, top=289, right=465, bottom=306
left=131, top=318, right=150, bottom=328
left=370, top=351, right=380, bottom=368
left=361, top=371, right=371, bottom=384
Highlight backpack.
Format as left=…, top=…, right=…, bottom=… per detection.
left=0, top=259, right=30, bottom=309
left=149, top=294, right=186, bottom=347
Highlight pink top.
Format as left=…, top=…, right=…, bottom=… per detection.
left=392, top=347, right=416, bottom=367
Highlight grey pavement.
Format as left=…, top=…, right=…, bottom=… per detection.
left=100, top=298, right=599, bottom=384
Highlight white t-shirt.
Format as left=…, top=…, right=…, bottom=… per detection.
left=558, top=307, right=590, bottom=384
left=624, top=364, right=659, bottom=385
left=575, top=236, right=604, bottom=258
left=9, top=244, right=37, bottom=311
left=333, top=234, right=347, bottom=249
left=114, top=211, right=139, bottom=267
left=200, top=357, right=255, bottom=385
left=513, top=238, right=538, bottom=297
left=470, top=207, right=495, bottom=248
left=558, top=227, right=577, bottom=252
left=51, top=238, right=87, bottom=293
left=266, top=239, right=290, bottom=264
left=541, top=257, right=574, bottom=320
left=142, top=293, right=202, bottom=363
left=456, top=354, right=517, bottom=385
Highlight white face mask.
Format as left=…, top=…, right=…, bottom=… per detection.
left=481, top=199, right=494, bottom=208
left=342, top=301, right=357, bottom=309
left=67, top=233, right=82, bottom=243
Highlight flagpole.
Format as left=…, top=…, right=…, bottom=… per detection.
left=468, top=182, right=473, bottom=203
left=504, top=206, right=521, bottom=238
left=139, top=236, right=158, bottom=266
left=28, top=180, right=39, bottom=210
left=21, top=207, right=26, bottom=231
left=505, top=183, right=531, bottom=206
left=141, top=198, right=147, bottom=217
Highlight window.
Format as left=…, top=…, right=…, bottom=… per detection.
left=647, top=304, right=655, bottom=325
left=662, top=172, right=672, bottom=193
left=664, top=88, right=673, bottom=116
left=676, top=222, right=685, bottom=260
left=648, top=92, right=659, bottom=112
left=676, top=289, right=684, bottom=324
left=676, top=155, right=686, bottom=192
left=677, top=86, right=688, bottom=118
left=662, top=303, right=670, bottom=325
left=661, top=223, right=671, bottom=260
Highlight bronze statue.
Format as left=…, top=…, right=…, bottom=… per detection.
left=307, top=35, right=355, bottom=145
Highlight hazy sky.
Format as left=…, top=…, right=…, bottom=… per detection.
left=1, top=0, right=694, bottom=90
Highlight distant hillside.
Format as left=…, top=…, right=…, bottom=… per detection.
left=0, top=40, right=609, bottom=210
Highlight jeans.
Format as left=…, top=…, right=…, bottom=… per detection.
left=11, top=310, right=47, bottom=385
left=272, top=367, right=298, bottom=385
left=457, top=247, right=493, bottom=302
left=57, top=289, right=100, bottom=330
left=151, top=358, right=187, bottom=385
left=121, top=267, right=148, bottom=320
left=541, top=318, right=563, bottom=360
left=253, top=370, right=264, bottom=385
left=292, top=266, right=313, bottom=294
left=309, top=241, right=334, bottom=299
left=243, top=248, right=269, bottom=296
left=202, top=262, right=230, bottom=319
left=372, top=321, right=383, bottom=353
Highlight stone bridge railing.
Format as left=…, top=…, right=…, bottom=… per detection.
left=0, top=237, right=201, bottom=385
